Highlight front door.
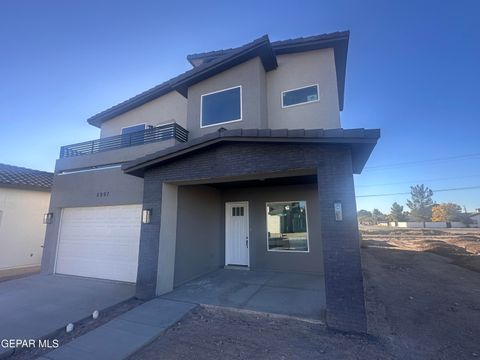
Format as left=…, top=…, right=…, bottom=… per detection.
left=225, top=202, right=249, bottom=266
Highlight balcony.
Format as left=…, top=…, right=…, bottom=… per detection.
left=60, top=123, right=188, bottom=159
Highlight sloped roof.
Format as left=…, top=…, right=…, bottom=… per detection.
left=122, top=127, right=380, bottom=177
left=87, top=31, right=349, bottom=128
left=0, top=163, right=53, bottom=191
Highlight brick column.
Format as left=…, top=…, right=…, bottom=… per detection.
left=135, top=173, right=163, bottom=300
left=317, top=149, right=367, bottom=333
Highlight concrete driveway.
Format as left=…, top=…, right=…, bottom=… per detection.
left=162, top=269, right=325, bottom=320
left=0, top=274, right=134, bottom=348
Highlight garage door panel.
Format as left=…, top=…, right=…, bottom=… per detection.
left=55, top=258, right=138, bottom=282
left=55, top=205, right=142, bottom=283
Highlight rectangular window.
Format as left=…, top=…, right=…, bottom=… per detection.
left=282, top=84, right=319, bottom=108
left=201, top=86, right=242, bottom=128
left=121, top=124, right=146, bottom=146
left=266, top=201, right=309, bottom=252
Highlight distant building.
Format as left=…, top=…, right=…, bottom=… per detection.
left=470, top=211, right=480, bottom=226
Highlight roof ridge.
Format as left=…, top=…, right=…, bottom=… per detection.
left=187, top=34, right=269, bottom=61
left=0, top=163, right=54, bottom=190
left=187, top=31, right=349, bottom=61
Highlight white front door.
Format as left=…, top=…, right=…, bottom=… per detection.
left=225, top=202, right=249, bottom=266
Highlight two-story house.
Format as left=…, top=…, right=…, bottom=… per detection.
left=41, top=31, right=379, bottom=333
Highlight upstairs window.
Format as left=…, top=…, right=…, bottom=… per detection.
left=282, top=84, right=319, bottom=108
left=121, top=124, right=146, bottom=146
left=201, top=86, right=242, bottom=128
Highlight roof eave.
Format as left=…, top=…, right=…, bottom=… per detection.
left=123, top=129, right=379, bottom=178
left=87, top=83, right=173, bottom=128
left=172, top=36, right=277, bottom=97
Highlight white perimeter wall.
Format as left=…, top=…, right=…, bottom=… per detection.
left=0, top=187, right=50, bottom=270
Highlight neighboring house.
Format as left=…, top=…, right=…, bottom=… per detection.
left=470, top=211, right=480, bottom=227
left=41, top=31, right=380, bottom=333
left=0, top=164, right=53, bottom=271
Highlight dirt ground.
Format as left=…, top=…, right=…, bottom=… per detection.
left=129, top=306, right=393, bottom=360
left=130, top=227, right=480, bottom=360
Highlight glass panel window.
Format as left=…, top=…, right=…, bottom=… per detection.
left=282, top=85, right=319, bottom=108
left=266, top=201, right=309, bottom=252
left=232, top=207, right=244, bottom=216
left=201, top=86, right=242, bottom=127
left=121, top=124, right=146, bottom=146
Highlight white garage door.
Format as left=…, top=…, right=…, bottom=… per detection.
left=55, top=205, right=142, bottom=282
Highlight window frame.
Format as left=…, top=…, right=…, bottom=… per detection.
left=265, top=200, right=310, bottom=253
left=120, top=123, right=147, bottom=135
left=200, top=85, right=243, bottom=128
left=120, top=123, right=147, bottom=146
left=281, top=84, right=320, bottom=109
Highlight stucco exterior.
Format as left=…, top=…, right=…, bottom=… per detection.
left=174, top=185, right=223, bottom=287
left=100, top=91, right=187, bottom=138
left=95, top=49, right=340, bottom=141
left=41, top=166, right=144, bottom=274
left=222, top=184, right=322, bottom=274
left=186, top=57, right=267, bottom=139
left=172, top=183, right=322, bottom=288
left=0, top=187, right=50, bottom=270
left=266, top=48, right=340, bottom=129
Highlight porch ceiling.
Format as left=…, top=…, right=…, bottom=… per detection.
left=206, top=174, right=317, bottom=189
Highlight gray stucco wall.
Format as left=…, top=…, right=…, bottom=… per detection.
left=222, top=184, right=322, bottom=274
left=266, top=49, right=341, bottom=130
left=186, top=58, right=266, bottom=139
left=79, top=48, right=341, bottom=149
left=41, top=167, right=144, bottom=274
left=174, top=185, right=223, bottom=286
left=172, top=183, right=321, bottom=288
left=100, top=91, right=187, bottom=138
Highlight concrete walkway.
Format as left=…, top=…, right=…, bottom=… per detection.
left=163, top=269, right=325, bottom=320
left=0, top=274, right=134, bottom=357
left=39, top=298, right=196, bottom=360
left=33, top=270, right=323, bottom=359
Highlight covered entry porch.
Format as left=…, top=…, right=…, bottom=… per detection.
left=171, top=177, right=324, bottom=289
left=123, top=128, right=380, bottom=332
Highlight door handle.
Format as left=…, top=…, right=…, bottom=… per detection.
left=246, top=239, right=249, bottom=248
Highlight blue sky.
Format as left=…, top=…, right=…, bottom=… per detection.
left=1, top=0, right=479, bottom=213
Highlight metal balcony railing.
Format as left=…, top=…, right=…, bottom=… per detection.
left=59, top=123, right=188, bottom=158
